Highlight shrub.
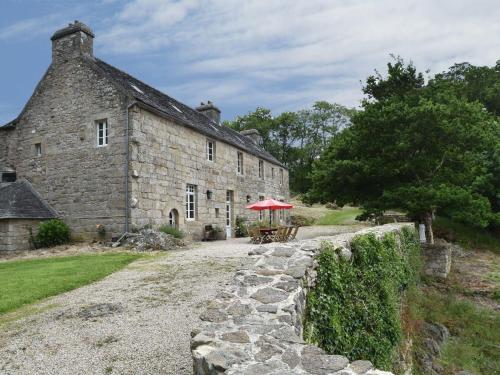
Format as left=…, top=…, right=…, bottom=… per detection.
left=235, top=216, right=248, bottom=237
left=158, top=225, right=184, bottom=239
left=304, top=227, right=421, bottom=369
left=290, top=214, right=315, bottom=226
left=247, top=220, right=269, bottom=229
left=32, top=219, right=71, bottom=248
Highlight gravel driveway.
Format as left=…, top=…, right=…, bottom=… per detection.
left=0, top=225, right=367, bottom=375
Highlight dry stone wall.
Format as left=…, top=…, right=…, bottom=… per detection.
left=191, top=223, right=413, bottom=374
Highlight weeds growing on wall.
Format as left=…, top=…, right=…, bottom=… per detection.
left=304, top=227, right=421, bottom=370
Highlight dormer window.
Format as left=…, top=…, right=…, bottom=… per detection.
left=96, top=119, right=108, bottom=147
left=206, top=139, right=215, bottom=161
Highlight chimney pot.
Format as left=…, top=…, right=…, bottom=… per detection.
left=51, top=20, right=94, bottom=64
left=196, top=100, right=221, bottom=124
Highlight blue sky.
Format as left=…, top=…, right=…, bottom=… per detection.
left=1, top=0, right=500, bottom=125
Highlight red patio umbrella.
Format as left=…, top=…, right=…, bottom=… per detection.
left=246, top=198, right=293, bottom=226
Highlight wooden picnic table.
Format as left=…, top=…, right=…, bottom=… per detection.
left=259, top=227, right=277, bottom=243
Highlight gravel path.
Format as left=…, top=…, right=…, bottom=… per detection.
left=0, top=225, right=367, bottom=375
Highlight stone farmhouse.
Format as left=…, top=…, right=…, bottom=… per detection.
left=0, top=21, right=289, bottom=251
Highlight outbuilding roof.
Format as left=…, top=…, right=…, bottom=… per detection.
left=0, top=180, right=57, bottom=219
left=87, top=57, right=285, bottom=168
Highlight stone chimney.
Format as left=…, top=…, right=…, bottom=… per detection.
left=240, top=129, right=263, bottom=146
left=51, top=21, right=94, bottom=64
left=196, top=101, right=221, bottom=124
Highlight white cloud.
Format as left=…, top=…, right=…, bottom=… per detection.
left=0, top=14, right=63, bottom=41
left=88, top=0, right=500, bottom=112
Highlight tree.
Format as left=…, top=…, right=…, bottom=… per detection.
left=307, top=58, right=499, bottom=243
left=225, top=102, right=355, bottom=193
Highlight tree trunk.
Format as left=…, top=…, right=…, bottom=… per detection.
left=423, top=211, right=434, bottom=244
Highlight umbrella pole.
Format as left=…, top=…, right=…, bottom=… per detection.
left=269, top=209, right=272, bottom=227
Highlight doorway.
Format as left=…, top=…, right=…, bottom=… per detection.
left=226, top=190, right=233, bottom=238
left=168, top=209, right=179, bottom=229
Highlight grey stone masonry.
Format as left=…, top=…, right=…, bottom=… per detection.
left=421, top=239, right=452, bottom=279
left=0, top=219, right=41, bottom=251
left=191, top=223, right=413, bottom=374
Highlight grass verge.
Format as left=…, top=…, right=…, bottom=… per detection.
left=433, top=217, right=500, bottom=254
left=410, top=288, right=500, bottom=375
left=0, top=252, right=142, bottom=315
left=315, top=206, right=362, bottom=225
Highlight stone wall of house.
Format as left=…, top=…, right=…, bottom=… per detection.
left=128, top=107, right=290, bottom=239
left=191, top=223, right=413, bottom=374
left=0, top=128, right=14, bottom=173
left=0, top=219, right=41, bottom=251
left=1, top=58, right=129, bottom=240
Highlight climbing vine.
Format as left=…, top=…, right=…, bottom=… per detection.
left=304, top=227, right=421, bottom=369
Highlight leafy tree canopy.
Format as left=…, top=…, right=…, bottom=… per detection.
left=306, top=58, right=500, bottom=241
left=224, top=102, right=355, bottom=193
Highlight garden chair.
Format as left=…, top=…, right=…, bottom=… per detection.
left=287, top=226, right=299, bottom=241
left=249, top=227, right=263, bottom=244
left=273, top=226, right=288, bottom=242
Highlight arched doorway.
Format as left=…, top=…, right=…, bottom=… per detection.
left=169, top=209, right=179, bottom=229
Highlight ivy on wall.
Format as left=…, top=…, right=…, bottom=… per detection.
left=304, top=227, right=421, bottom=369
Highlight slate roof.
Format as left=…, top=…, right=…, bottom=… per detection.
left=87, top=57, right=285, bottom=168
left=0, top=119, right=15, bottom=129
left=0, top=180, right=57, bottom=219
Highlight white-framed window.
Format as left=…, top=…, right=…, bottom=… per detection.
left=258, top=160, right=264, bottom=179
left=35, top=143, right=42, bottom=157
left=259, top=195, right=265, bottom=221
left=279, top=169, right=284, bottom=186
left=206, top=139, right=215, bottom=161
left=237, top=152, right=244, bottom=174
left=186, top=184, right=196, bottom=220
left=271, top=167, right=275, bottom=179
left=96, top=119, right=108, bottom=147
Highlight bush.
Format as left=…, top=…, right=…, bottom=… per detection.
left=304, top=227, right=421, bottom=369
left=291, top=214, right=315, bottom=227
left=158, top=225, right=184, bottom=239
left=247, top=220, right=269, bottom=229
left=325, top=202, right=340, bottom=210
left=32, top=219, right=71, bottom=248
left=235, top=216, right=248, bottom=237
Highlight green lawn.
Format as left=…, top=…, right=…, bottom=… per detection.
left=0, top=253, right=142, bottom=315
left=315, top=206, right=362, bottom=225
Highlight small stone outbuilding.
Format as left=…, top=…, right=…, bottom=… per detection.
left=0, top=180, right=57, bottom=251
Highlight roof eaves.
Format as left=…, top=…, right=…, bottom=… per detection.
left=0, top=118, right=17, bottom=130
